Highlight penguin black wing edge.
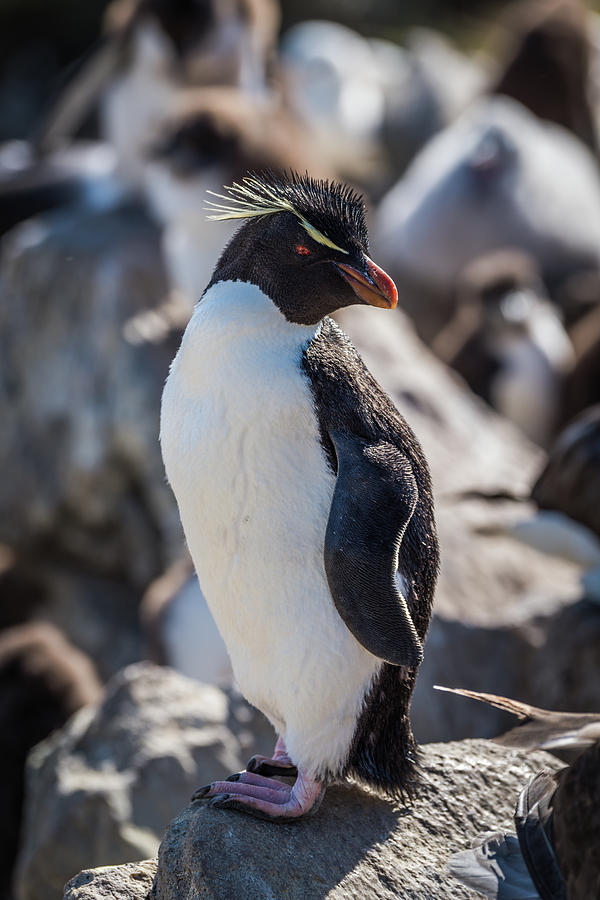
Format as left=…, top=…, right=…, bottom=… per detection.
left=324, top=430, right=423, bottom=667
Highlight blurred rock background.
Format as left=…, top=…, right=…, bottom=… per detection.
left=2, top=0, right=600, bottom=897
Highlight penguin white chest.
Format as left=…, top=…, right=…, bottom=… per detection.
left=160, top=281, right=379, bottom=774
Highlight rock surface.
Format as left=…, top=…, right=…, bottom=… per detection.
left=413, top=600, right=600, bottom=743
left=64, top=860, right=157, bottom=900
left=0, top=622, right=102, bottom=900
left=14, top=663, right=274, bottom=900
left=0, top=202, right=181, bottom=588
left=63, top=740, right=560, bottom=900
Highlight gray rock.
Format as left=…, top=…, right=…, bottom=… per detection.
left=63, top=860, right=157, bottom=900
left=415, top=598, right=600, bottom=744
left=0, top=204, right=182, bottom=587
left=14, top=662, right=274, bottom=900
left=141, top=740, right=558, bottom=900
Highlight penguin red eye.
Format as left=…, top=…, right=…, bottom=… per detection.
left=295, top=245, right=311, bottom=257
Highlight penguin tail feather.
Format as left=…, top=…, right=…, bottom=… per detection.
left=433, top=685, right=539, bottom=720
left=345, top=741, right=421, bottom=802
left=345, top=664, right=421, bottom=800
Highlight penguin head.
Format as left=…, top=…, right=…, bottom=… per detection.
left=466, top=125, right=517, bottom=184
left=205, top=171, right=398, bottom=324
left=107, top=0, right=277, bottom=87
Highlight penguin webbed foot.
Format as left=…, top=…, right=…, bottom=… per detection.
left=192, top=769, right=325, bottom=822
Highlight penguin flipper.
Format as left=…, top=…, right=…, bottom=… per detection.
left=324, top=430, right=423, bottom=667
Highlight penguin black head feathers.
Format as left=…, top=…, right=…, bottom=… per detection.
left=205, top=171, right=396, bottom=324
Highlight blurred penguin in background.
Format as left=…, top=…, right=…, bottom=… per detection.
left=143, top=87, right=326, bottom=308
left=490, top=0, right=598, bottom=153
left=141, top=554, right=232, bottom=685
left=433, top=250, right=574, bottom=446
left=279, top=21, right=483, bottom=199
left=279, top=21, right=389, bottom=193
left=37, top=0, right=280, bottom=186
left=374, top=96, right=600, bottom=314
left=469, top=406, right=600, bottom=602
left=519, top=405, right=600, bottom=600
left=560, top=304, right=600, bottom=426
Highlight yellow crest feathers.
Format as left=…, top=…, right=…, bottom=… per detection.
left=205, top=175, right=349, bottom=255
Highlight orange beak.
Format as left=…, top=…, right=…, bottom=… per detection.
left=335, top=257, right=398, bottom=310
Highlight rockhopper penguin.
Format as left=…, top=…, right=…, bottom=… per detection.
left=160, top=172, right=439, bottom=821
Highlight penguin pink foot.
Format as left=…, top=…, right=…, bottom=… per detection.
left=192, top=769, right=325, bottom=822
left=246, top=736, right=298, bottom=778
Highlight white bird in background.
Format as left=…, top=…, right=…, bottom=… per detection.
left=433, top=250, right=574, bottom=446
left=279, top=21, right=386, bottom=187
left=279, top=21, right=483, bottom=196
left=374, top=96, right=600, bottom=293
left=466, top=406, right=600, bottom=602
left=37, top=0, right=280, bottom=187
left=142, top=87, right=326, bottom=310
left=141, top=556, right=232, bottom=685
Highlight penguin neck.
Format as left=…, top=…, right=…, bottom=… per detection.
left=173, top=278, right=323, bottom=406
left=183, top=279, right=323, bottom=366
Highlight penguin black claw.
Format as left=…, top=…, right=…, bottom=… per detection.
left=246, top=756, right=298, bottom=779
left=190, top=784, right=212, bottom=801
left=248, top=762, right=298, bottom=779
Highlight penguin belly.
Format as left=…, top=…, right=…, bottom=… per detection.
left=161, top=280, right=381, bottom=778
